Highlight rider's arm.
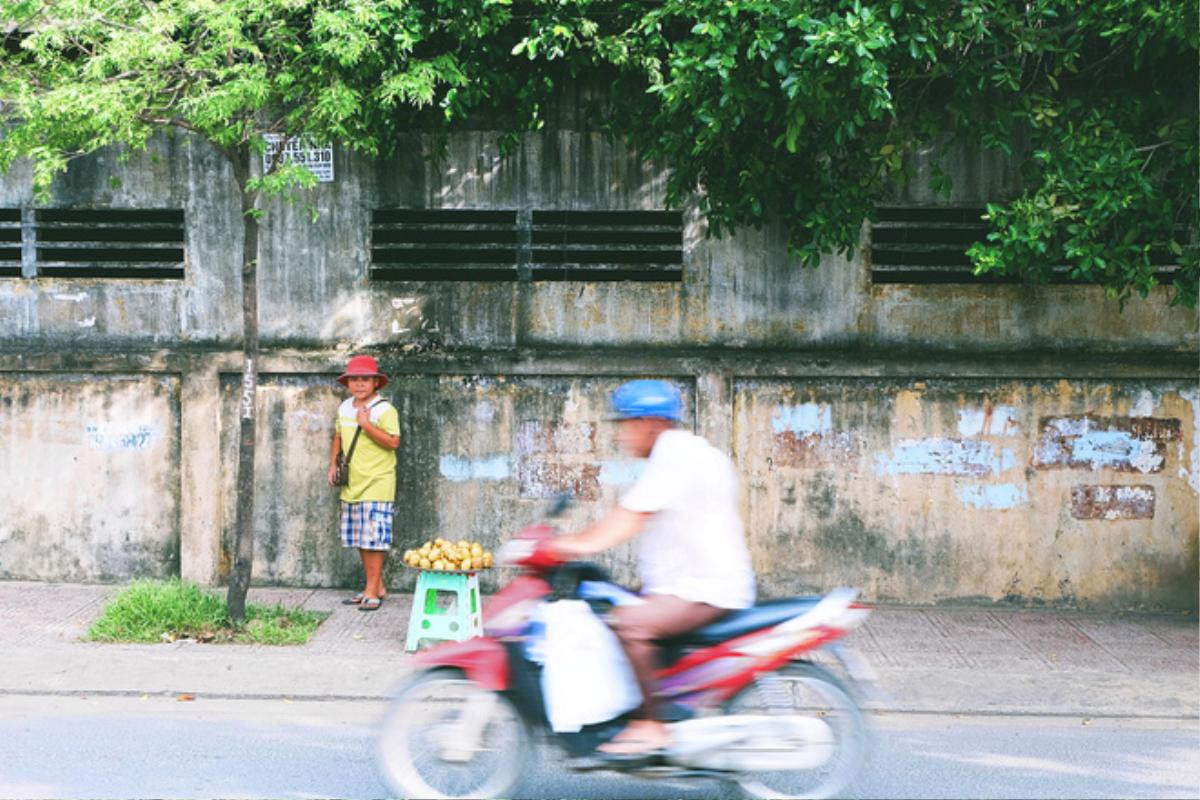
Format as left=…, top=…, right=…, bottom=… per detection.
left=554, top=505, right=651, bottom=557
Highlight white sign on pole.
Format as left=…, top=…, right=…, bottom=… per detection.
left=261, top=135, right=334, bottom=182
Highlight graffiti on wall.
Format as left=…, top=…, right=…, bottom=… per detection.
left=84, top=423, right=158, bottom=451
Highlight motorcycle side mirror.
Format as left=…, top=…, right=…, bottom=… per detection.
left=547, top=492, right=573, bottom=518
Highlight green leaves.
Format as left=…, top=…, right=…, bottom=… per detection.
left=968, top=109, right=1197, bottom=306
left=0, top=0, right=1195, bottom=306
left=564, top=0, right=1197, bottom=306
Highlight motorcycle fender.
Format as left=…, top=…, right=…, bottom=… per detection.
left=411, top=637, right=510, bottom=691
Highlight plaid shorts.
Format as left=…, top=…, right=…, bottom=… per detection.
left=339, top=502, right=394, bottom=551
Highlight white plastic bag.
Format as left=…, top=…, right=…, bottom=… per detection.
left=540, top=599, right=642, bottom=733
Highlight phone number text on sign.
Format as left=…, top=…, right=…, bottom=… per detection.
left=261, top=135, right=334, bottom=182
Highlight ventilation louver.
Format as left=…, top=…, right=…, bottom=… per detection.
left=871, top=206, right=1184, bottom=285
left=370, top=209, right=520, bottom=282
left=870, top=207, right=992, bottom=284
left=370, top=208, right=684, bottom=282
left=530, top=210, right=683, bottom=281
left=34, top=208, right=185, bottom=279
left=0, top=209, right=19, bottom=277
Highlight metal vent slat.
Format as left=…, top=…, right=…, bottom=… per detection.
left=38, top=208, right=184, bottom=225
left=372, top=209, right=516, bottom=225
left=370, top=266, right=519, bottom=282
left=370, top=247, right=519, bottom=265
left=531, top=267, right=684, bottom=282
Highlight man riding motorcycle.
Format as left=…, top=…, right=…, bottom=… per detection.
left=549, top=378, right=756, bottom=758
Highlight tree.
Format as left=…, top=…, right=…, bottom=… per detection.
left=0, top=0, right=517, bottom=620
left=510, top=0, right=1199, bottom=306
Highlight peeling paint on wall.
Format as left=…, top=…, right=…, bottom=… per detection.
left=389, top=295, right=438, bottom=337
left=518, top=461, right=601, bottom=500
left=1070, top=485, right=1156, bottom=520
left=874, top=438, right=1016, bottom=477
left=1182, top=388, right=1200, bottom=494
left=773, top=403, right=832, bottom=435
left=734, top=377, right=1197, bottom=609
left=439, top=454, right=511, bottom=482
left=1131, top=389, right=1159, bottom=417
left=1033, top=416, right=1181, bottom=473
left=772, top=431, right=861, bottom=468
left=769, top=402, right=860, bottom=467
left=514, top=420, right=603, bottom=499
left=957, top=405, right=1021, bottom=437
left=955, top=483, right=1029, bottom=510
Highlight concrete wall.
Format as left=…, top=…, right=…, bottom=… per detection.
left=0, top=373, right=180, bottom=581
left=1, top=131, right=1195, bottom=609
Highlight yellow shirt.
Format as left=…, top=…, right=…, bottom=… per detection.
left=337, top=397, right=400, bottom=503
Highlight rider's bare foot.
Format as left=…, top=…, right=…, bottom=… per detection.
left=597, top=719, right=671, bottom=755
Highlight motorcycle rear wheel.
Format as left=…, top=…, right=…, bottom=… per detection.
left=376, top=668, right=530, bottom=800
left=724, top=661, right=867, bottom=800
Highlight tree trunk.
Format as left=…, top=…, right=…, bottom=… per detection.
left=227, top=156, right=260, bottom=624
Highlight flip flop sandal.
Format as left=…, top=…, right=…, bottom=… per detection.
left=342, top=593, right=366, bottom=606
left=358, top=597, right=383, bottom=612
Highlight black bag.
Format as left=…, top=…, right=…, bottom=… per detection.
left=332, top=400, right=382, bottom=487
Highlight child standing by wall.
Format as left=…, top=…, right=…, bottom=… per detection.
left=328, top=355, right=400, bottom=611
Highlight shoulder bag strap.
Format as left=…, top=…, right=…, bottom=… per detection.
left=344, top=398, right=385, bottom=466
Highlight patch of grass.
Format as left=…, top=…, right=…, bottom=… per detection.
left=87, top=579, right=327, bottom=645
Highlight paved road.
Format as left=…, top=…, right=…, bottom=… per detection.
left=1, top=694, right=1196, bottom=799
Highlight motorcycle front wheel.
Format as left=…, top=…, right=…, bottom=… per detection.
left=376, top=668, right=530, bottom=800
left=723, top=661, right=868, bottom=800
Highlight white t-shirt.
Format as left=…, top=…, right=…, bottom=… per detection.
left=619, top=429, right=756, bottom=609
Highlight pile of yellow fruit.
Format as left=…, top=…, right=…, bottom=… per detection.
left=404, top=538, right=493, bottom=572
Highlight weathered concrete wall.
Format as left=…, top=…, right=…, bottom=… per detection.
left=733, top=379, right=1198, bottom=608
left=0, top=134, right=242, bottom=348
left=0, top=130, right=1196, bottom=608
left=215, top=371, right=690, bottom=592
left=0, top=373, right=180, bottom=581
left=7, top=131, right=1188, bottom=354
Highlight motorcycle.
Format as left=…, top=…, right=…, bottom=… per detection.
left=376, top=515, right=875, bottom=800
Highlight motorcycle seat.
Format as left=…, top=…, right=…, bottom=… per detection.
left=659, top=596, right=824, bottom=647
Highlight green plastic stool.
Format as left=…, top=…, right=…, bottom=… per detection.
left=405, top=569, right=483, bottom=651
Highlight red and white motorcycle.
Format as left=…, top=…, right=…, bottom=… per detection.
left=376, top=520, right=875, bottom=799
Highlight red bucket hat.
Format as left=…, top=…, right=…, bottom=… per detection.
left=337, top=355, right=389, bottom=389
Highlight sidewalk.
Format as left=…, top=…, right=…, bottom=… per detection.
left=0, top=581, right=1195, bottom=718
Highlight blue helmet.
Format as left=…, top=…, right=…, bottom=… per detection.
left=611, top=379, right=682, bottom=421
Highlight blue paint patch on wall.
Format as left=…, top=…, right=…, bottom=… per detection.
left=1070, top=432, right=1163, bottom=473
left=875, top=438, right=1016, bottom=477
left=955, top=483, right=1029, bottom=510
left=439, top=454, right=511, bottom=482
left=598, top=459, right=645, bottom=487
left=772, top=403, right=832, bottom=436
